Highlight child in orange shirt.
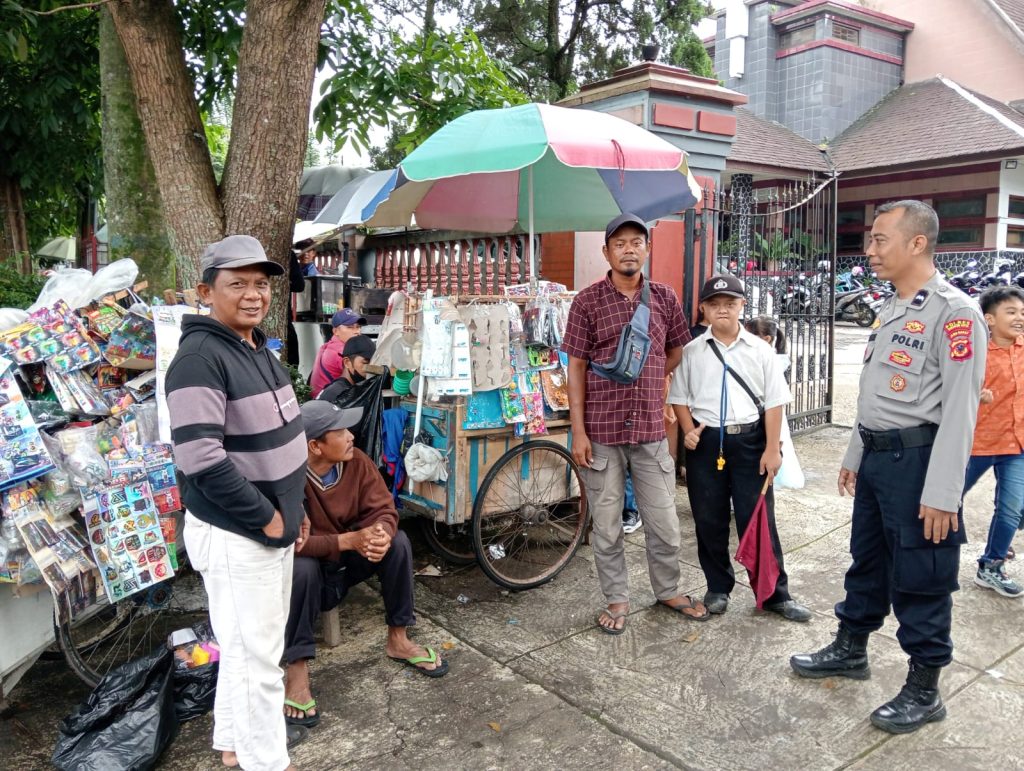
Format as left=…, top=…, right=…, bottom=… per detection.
left=963, top=286, right=1024, bottom=598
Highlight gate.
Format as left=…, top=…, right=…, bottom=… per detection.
left=685, top=176, right=838, bottom=434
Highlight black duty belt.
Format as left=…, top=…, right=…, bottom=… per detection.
left=707, top=419, right=762, bottom=435
left=858, top=424, right=938, bottom=453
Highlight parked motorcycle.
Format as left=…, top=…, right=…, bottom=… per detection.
left=835, top=287, right=876, bottom=327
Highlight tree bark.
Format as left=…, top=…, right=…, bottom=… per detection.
left=221, top=0, right=326, bottom=346
left=0, top=176, right=31, bottom=273
left=108, top=0, right=223, bottom=290
left=99, top=8, right=176, bottom=294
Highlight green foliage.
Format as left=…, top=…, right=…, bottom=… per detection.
left=446, top=0, right=714, bottom=101
left=285, top=362, right=312, bottom=404
left=0, top=257, right=45, bottom=309
left=0, top=4, right=101, bottom=249
left=315, top=19, right=528, bottom=156
left=177, top=0, right=246, bottom=112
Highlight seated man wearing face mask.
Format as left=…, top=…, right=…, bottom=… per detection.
left=318, top=335, right=376, bottom=403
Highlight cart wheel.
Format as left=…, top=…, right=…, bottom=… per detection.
left=420, top=520, right=476, bottom=566
left=55, top=563, right=208, bottom=688
left=471, top=440, right=588, bottom=590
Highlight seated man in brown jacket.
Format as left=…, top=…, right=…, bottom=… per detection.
left=283, top=401, right=448, bottom=728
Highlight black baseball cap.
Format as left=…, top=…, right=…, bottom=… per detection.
left=200, top=235, right=284, bottom=276
left=700, top=274, right=745, bottom=301
left=604, top=213, right=649, bottom=243
left=342, top=335, right=376, bottom=360
left=301, top=401, right=363, bottom=441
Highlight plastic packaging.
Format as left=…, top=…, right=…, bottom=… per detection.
left=52, top=646, right=178, bottom=771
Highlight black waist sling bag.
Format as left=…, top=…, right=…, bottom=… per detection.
left=590, top=281, right=652, bottom=385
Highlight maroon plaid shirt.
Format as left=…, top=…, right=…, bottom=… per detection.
left=562, top=272, right=689, bottom=445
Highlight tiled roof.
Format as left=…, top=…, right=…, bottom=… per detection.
left=728, top=109, right=830, bottom=172
left=829, top=78, right=1024, bottom=172
left=988, top=0, right=1024, bottom=38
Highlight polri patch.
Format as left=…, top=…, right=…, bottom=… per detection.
left=890, top=374, right=907, bottom=392
left=889, top=350, right=912, bottom=367
left=903, top=320, right=926, bottom=334
left=944, top=318, right=974, bottom=361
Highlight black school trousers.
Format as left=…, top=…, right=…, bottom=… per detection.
left=685, top=423, right=792, bottom=604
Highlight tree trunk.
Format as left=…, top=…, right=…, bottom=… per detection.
left=220, top=0, right=326, bottom=347
left=108, top=0, right=223, bottom=289
left=0, top=175, right=31, bottom=272
left=99, top=8, right=176, bottom=294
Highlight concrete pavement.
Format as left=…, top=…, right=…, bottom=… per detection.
left=4, top=325, right=1023, bottom=770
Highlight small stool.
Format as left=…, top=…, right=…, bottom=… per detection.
left=321, top=606, right=342, bottom=648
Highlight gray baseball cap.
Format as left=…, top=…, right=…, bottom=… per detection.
left=605, top=213, right=649, bottom=243
left=200, top=235, right=285, bottom=276
left=301, top=400, right=363, bottom=440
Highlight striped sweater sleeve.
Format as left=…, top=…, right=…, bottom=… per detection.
left=165, top=352, right=276, bottom=529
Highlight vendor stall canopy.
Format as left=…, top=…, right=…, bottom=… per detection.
left=320, top=103, right=701, bottom=234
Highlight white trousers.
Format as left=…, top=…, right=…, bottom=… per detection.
left=183, top=514, right=294, bottom=771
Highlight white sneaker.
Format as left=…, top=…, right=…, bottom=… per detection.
left=975, top=561, right=1024, bottom=598
left=622, top=510, right=642, bottom=534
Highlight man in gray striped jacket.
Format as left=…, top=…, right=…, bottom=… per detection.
left=168, top=235, right=309, bottom=771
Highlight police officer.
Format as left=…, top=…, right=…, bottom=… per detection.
left=790, top=200, right=987, bottom=734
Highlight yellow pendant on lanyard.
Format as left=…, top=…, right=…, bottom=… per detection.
left=717, top=453, right=726, bottom=471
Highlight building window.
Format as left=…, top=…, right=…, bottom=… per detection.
left=1010, top=196, right=1024, bottom=218
left=935, top=195, right=987, bottom=247
left=831, top=22, right=860, bottom=46
left=1009, top=227, right=1024, bottom=249
left=778, top=24, right=815, bottom=50
left=837, top=206, right=866, bottom=252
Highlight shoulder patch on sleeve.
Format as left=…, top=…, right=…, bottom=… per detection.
left=944, top=318, right=974, bottom=361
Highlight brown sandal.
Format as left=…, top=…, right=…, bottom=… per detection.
left=656, top=595, right=710, bottom=622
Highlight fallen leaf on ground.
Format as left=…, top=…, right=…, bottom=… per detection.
left=487, top=722, right=501, bottom=733
left=681, top=631, right=700, bottom=643
left=441, top=641, right=456, bottom=651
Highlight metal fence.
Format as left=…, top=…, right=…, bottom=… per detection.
left=688, top=176, right=839, bottom=433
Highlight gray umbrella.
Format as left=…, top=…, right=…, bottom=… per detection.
left=297, top=165, right=372, bottom=219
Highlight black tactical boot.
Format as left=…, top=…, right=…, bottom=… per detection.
left=870, top=660, right=946, bottom=734
left=789, top=625, right=870, bottom=679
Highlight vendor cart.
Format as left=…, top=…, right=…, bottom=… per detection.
left=398, top=397, right=588, bottom=591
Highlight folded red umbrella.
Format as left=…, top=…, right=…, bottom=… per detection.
left=735, top=476, right=780, bottom=609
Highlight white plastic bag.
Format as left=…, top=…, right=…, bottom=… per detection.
left=775, top=418, right=805, bottom=489
left=0, top=307, right=29, bottom=333
left=404, top=443, right=448, bottom=483
left=27, top=258, right=139, bottom=313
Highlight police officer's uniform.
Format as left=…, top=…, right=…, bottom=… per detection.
left=792, top=270, right=987, bottom=732
left=839, top=270, right=985, bottom=662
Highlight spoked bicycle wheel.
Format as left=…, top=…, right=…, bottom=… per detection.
left=55, top=562, right=208, bottom=688
left=420, top=519, right=476, bottom=566
left=471, top=440, right=588, bottom=590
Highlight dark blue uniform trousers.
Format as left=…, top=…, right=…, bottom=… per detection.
left=837, top=443, right=966, bottom=668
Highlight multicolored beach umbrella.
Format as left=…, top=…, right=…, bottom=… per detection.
left=350, top=103, right=702, bottom=277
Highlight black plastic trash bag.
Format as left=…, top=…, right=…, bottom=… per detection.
left=322, top=374, right=386, bottom=464
left=53, top=646, right=178, bottom=771
left=173, top=661, right=218, bottom=723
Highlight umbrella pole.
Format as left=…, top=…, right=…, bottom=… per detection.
left=409, top=289, right=431, bottom=494
left=528, top=166, right=537, bottom=291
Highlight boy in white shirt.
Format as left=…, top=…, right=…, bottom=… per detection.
left=668, top=275, right=810, bottom=622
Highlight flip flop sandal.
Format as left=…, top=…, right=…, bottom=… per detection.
left=284, top=698, right=321, bottom=728
left=389, top=646, right=449, bottom=678
left=597, top=610, right=628, bottom=635
left=657, top=596, right=711, bottom=622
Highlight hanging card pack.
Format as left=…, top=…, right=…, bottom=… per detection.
left=0, top=356, right=56, bottom=489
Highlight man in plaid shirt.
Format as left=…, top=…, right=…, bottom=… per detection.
left=563, top=213, right=709, bottom=634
